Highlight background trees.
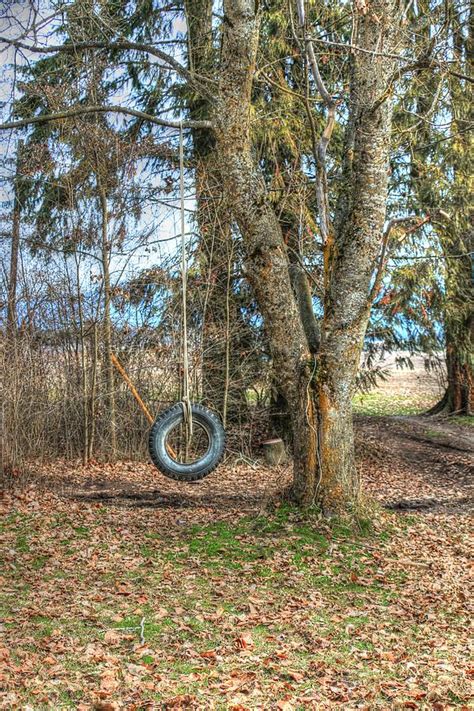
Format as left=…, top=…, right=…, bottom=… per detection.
left=1, top=0, right=472, bottom=507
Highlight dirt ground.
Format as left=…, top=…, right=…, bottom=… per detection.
left=2, top=423, right=473, bottom=709
left=7, top=412, right=472, bottom=518
left=1, top=370, right=473, bottom=709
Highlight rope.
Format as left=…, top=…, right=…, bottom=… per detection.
left=179, top=121, right=193, bottom=446
left=111, top=352, right=178, bottom=459
left=111, top=353, right=154, bottom=426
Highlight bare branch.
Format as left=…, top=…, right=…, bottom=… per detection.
left=295, top=5, right=334, bottom=108
left=307, top=37, right=474, bottom=84
left=383, top=215, right=431, bottom=240
left=308, top=36, right=409, bottom=61
left=0, top=105, right=213, bottom=132
left=0, top=36, right=216, bottom=96
left=295, top=0, right=335, bottom=247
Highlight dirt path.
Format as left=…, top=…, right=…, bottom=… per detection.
left=396, top=415, right=474, bottom=452
left=357, top=416, right=473, bottom=515
left=5, top=414, right=471, bottom=521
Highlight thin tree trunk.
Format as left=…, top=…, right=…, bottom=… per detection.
left=74, top=251, right=89, bottom=465
left=88, top=321, right=98, bottom=460
left=4, top=141, right=23, bottom=469
left=7, top=140, right=23, bottom=341
left=185, top=0, right=239, bottom=421
left=99, top=186, right=117, bottom=460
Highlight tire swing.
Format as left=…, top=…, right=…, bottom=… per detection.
left=148, top=123, right=226, bottom=482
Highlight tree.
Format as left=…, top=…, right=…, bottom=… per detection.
left=429, top=0, right=473, bottom=415
left=6, top=140, right=23, bottom=341
left=206, top=0, right=402, bottom=512
left=399, top=0, right=473, bottom=415
left=1, top=0, right=455, bottom=512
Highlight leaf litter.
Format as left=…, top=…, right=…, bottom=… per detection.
left=1, top=417, right=473, bottom=709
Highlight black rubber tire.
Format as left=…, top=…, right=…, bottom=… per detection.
left=148, top=403, right=225, bottom=481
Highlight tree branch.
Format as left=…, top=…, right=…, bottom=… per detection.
left=0, top=36, right=216, bottom=96
left=369, top=215, right=432, bottom=302
left=0, top=105, right=213, bottom=132
left=308, top=36, right=474, bottom=83
left=295, top=0, right=335, bottom=247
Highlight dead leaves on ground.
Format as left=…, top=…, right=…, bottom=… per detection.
left=1, top=441, right=473, bottom=709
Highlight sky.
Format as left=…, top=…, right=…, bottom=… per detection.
left=0, top=1, right=193, bottom=305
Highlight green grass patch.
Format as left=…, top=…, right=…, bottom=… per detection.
left=3, top=493, right=470, bottom=708
left=353, top=391, right=427, bottom=416
left=452, top=415, right=474, bottom=427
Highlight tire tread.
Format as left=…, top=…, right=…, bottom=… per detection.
left=148, top=403, right=225, bottom=481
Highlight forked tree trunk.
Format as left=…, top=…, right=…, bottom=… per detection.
left=214, top=0, right=398, bottom=513
left=315, top=0, right=398, bottom=511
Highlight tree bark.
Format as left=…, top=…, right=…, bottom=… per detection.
left=420, top=0, right=474, bottom=418
left=315, top=0, right=399, bottom=511
left=213, top=0, right=399, bottom=512
left=6, top=140, right=23, bottom=341
left=99, top=185, right=117, bottom=460
left=214, top=0, right=318, bottom=505
left=429, top=227, right=474, bottom=416
left=429, top=3, right=473, bottom=416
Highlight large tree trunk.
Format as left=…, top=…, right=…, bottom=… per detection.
left=429, top=4, right=473, bottom=417
left=316, top=0, right=399, bottom=511
left=215, top=0, right=318, bottom=505
left=214, top=0, right=398, bottom=512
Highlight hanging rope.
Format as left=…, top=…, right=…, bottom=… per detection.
left=179, top=122, right=193, bottom=447
left=148, top=122, right=226, bottom=479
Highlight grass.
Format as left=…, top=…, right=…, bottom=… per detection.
left=2, top=498, right=471, bottom=708
left=452, top=414, right=474, bottom=427
left=353, top=389, right=474, bottom=428
left=352, top=390, right=429, bottom=416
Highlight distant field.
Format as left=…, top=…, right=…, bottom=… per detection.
left=354, top=352, right=445, bottom=416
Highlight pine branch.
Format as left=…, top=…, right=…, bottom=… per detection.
left=369, top=215, right=432, bottom=302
